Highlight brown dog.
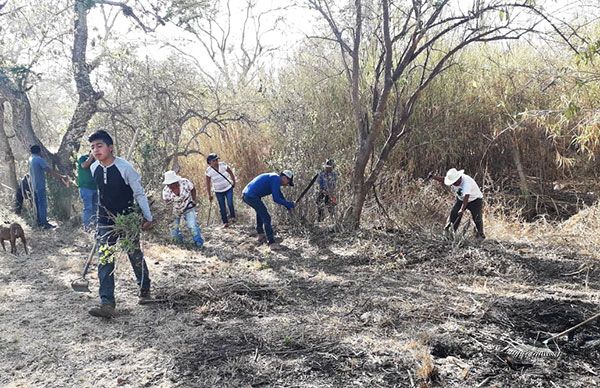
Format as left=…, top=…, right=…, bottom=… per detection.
left=0, top=222, right=28, bottom=255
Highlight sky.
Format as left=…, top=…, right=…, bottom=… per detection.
left=84, top=0, right=597, bottom=78
left=87, top=0, right=319, bottom=75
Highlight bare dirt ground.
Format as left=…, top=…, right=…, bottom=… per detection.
left=1, top=214, right=599, bottom=387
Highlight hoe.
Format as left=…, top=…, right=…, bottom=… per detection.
left=71, top=241, right=98, bottom=292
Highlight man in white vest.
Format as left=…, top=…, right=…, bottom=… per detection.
left=429, top=168, right=485, bottom=240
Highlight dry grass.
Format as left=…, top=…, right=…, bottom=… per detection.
left=1, top=181, right=600, bottom=387
left=178, top=123, right=271, bottom=191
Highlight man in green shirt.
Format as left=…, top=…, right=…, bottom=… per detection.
left=78, top=152, right=98, bottom=230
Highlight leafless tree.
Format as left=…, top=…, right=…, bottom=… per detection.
left=308, top=0, right=581, bottom=228
left=0, top=0, right=171, bottom=218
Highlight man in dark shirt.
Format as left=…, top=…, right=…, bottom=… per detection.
left=87, top=130, right=154, bottom=318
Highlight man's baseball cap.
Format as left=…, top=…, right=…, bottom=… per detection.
left=281, top=170, right=294, bottom=186
left=207, top=153, right=219, bottom=163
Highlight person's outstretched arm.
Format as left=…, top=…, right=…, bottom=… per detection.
left=270, top=178, right=294, bottom=209
left=458, top=194, right=470, bottom=215
left=46, top=167, right=70, bottom=187
left=120, top=161, right=153, bottom=225
left=81, top=153, right=95, bottom=169
left=428, top=172, right=444, bottom=184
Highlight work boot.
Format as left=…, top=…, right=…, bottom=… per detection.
left=138, top=289, right=153, bottom=305
left=268, top=243, right=280, bottom=250
left=257, top=233, right=266, bottom=243
left=268, top=241, right=284, bottom=250
left=223, top=223, right=230, bottom=228
left=89, top=304, right=115, bottom=318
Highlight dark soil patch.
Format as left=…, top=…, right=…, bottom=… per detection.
left=161, top=281, right=285, bottom=318
left=413, top=242, right=531, bottom=280
left=515, top=253, right=599, bottom=286
left=484, top=297, right=598, bottom=334
left=171, top=328, right=366, bottom=387
left=483, top=296, right=600, bottom=358
left=431, top=338, right=470, bottom=359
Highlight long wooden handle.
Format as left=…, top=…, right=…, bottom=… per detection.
left=81, top=241, right=99, bottom=278
left=206, top=201, right=212, bottom=226
left=544, top=310, right=600, bottom=344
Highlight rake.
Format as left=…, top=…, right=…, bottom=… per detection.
left=503, top=310, right=600, bottom=359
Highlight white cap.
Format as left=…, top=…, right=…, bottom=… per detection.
left=281, top=170, right=294, bottom=186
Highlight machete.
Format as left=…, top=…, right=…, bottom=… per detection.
left=295, top=173, right=319, bottom=204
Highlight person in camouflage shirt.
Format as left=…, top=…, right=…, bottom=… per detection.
left=316, top=159, right=338, bottom=222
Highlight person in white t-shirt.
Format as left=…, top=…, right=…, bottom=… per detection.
left=205, top=153, right=237, bottom=227
left=429, top=168, right=485, bottom=239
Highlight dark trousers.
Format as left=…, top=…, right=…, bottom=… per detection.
left=15, top=188, right=26, bottom=214
left=33, top=189, right=48, bottom=226
left=242, top=194, right=274, bottom=243
left=448, top=198, right=485, bottom=237
left=15, top=176, right=31, bottom=215
left=215, top=188, right=235, bottom=224
left=316, top=193, right=335, bottom=222
left=97, top=224, right=150, bottom=306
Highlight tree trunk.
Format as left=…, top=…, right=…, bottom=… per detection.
left=349, top=181, right=368, bottom=229
left=0, top=1, right=105, bottom=222
left=0, top=99, right=18, bottom=191
left=56, top=0, right=102, bottom=170
left=51, top=0, right=103, bottom=220
left=0, top=70, right=50, bottom=156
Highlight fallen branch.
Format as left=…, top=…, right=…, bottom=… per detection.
left=561, top=264, right=588, bottom=277
left=203, top=341, right=339, bottom=363
left=477, top=376, right=493, bottom=387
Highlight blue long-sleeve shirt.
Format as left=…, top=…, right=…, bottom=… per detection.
left=243, top=173, right=294, bottom=209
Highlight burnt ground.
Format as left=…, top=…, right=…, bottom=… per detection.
left=0, top=218, right=599, bottom=387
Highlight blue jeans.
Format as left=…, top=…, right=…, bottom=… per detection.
left=96, top=224, right=150, bottom=307
left=79, top=188, right=98, bottom=229
left=33, top=189, right=48, bottom=226
left=215, top=188, right=235, bottom=224
left=172, top=209, right=204, bottom=246
left=243, top=194, right=274, bottom=243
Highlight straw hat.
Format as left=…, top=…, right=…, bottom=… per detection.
left=444, top=168, right=464, bottom=186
